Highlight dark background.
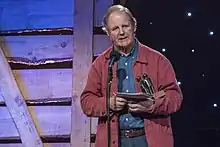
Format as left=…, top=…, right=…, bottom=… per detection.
left=123, top=1, right=220, bottom=147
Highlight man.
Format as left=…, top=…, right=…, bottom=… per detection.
left=80, top=4, right=183, bottom=147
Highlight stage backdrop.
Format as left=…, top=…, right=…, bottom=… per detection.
left=0, top=0, right=114, bottom=146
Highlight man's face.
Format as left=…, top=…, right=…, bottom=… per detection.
left=106, top=11, right=136, bottom=50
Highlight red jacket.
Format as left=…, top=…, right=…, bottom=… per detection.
left=80, top=41, right=183, bottom=147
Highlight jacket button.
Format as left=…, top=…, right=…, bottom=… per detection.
left=112, top=119, right=115, bottom=123
left=112, top=141, right=115, bottom=144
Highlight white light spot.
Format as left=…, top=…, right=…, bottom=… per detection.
left=149, top=22, right=153, bottom=25
left=191, top=49, right=195, bottom=52
left=125, top=62, right=128, bottom=66
left=162, top=48, right=166, bottom=52
left=125, top=118, right=129, bottom=121
left=209, top=31, right=214, bottom=36
left=126, top=90, right=129, bottom=92
left=126, top=76, right=128, bottom=79
left=213, top=104, right=217, bottom=107
left=177, top=81, right=181, bottom=85
left=187, top=12, right=192, bottom=16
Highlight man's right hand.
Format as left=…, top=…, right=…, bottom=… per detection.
left=110, top=95, right=127, bottom=111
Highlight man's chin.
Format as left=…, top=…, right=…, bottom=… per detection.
left=117, top=45, right=128, bottom=49
left=117, top=42, right=130, bottom=48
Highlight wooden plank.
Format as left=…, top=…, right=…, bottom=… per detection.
left=71, top=0, right=93, bottom=147
left=0, top=143, right=95, bottom=147
left=93, top=35, right=111, bottom=56
left=0, top=97, right=71, bottom=106
left=0, top=0, right=73, bottom=30
left=0, top=143, right=70, bottom=147
left=0, top=69, right=72, bottom=101
left=0, top=35, right=73, bottom=61
left=0, top=35, right=106, bottom=60
left=94, top=0, right=113, bottom=26
left=0, top=28, right=73, bottom=36
left=0, top=135, right=96, bottom=144
left=91, top=0, right=114, bottom=137
left=0, top=135, right=70, bottom=144
left=0, top=47, right=43, bottom=146
left=0, top=106, right=71, bottom=137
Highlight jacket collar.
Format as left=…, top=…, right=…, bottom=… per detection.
left=104, top=40, right=148, bottom=64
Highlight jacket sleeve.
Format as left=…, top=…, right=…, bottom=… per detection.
left=147, top=56, right=183, bottom=115
left=80, top=62, right=108, bottom=117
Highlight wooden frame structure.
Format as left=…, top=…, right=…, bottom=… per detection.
left=0, top=0, right=125, bottom=146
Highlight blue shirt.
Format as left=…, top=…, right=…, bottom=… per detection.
left=116, top=39, right=144, bottom=130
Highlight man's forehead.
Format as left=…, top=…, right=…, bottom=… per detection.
left=108, top=11, right=130, bottom=21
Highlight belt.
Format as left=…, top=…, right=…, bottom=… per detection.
left=120, top=128, right=145, bottom=138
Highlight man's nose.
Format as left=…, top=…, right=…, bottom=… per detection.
left=119, top=28, right=125, bottom=35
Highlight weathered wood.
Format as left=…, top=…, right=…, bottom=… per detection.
left=0, top=134, right=96, bottom=144
left=0, top=106, right=71, bottom=137
left=0, top=35, right=108, bottom=61
left=94, top=0, right=113, bottom=26
left=0, top=0, right=73, bottom=30
left=71, top=0, right=93, bottom=146
left=0, top=35, right=73, bottom=61
left=0, top=144, right=70, bottom=147
left=0, top=27, right=105, bottom=36
left=90, top=0, right=114, bottom=139
left=0, top=47, right=43, bottom=146
left=9, top=60, right=72, bottom=70
left=0, top=28, right=73, bottom=36
left=0, top=135, right=70, bottom=143
left=0, top=69, right=72, bottom=101
left=0, top=144, right=71, bottom=147
left=93, top=35, right=111, bottom=55
left=0, top=97, right=71, bottom=106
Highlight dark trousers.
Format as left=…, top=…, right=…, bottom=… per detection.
left=119, top=135, right=148, bottom=147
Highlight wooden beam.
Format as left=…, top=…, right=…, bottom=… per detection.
left=9, top=60, right=72, bottom=69
left=0, top=27, right=105, bottom=36
left=0, top=97, right=72, bottom=106
left=0, top=28, right=73, bottom=36
left=0, top=47, right=43, bottom=147
left=94, top=0, right=114, bottom=26
left=71, top=0, right=93, bottom=147
left=0, top=106, right=71, bottom=138
left=0, top=134, right=96, bottom=144
left=0, top=135, right=70, bottom=144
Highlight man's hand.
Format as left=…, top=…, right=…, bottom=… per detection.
left=128, top=100, right=155, bottom=113
left=110, top=95, right=127, bottom=111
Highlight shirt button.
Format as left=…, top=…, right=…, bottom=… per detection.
left=112, top=141, right=116, bottom=144
left=112, top=119, right=115, bottom=123
left=125, top=62, right=127, bottom=66
left=126, top=90, right=129, bottom=92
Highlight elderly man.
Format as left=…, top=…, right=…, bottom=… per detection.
left=80, top=4, right=183, bottom=147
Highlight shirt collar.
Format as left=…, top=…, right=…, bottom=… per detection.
left=104, top=39, right=148, bottom=64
